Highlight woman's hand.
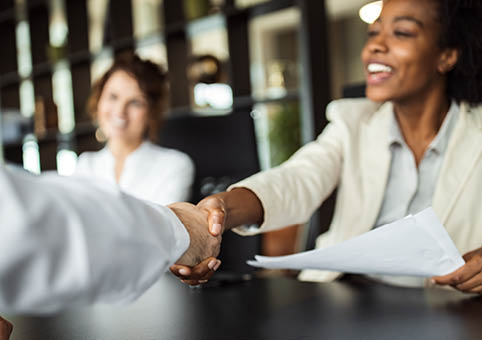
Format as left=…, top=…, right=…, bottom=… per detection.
left=198, top=195, right=228, bottom=237
left=432, top=247, right=482, bottom=294
left=0, top=317, right=13, bottom=340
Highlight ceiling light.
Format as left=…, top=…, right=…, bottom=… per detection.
left=359, top=1, right=383, bottom=24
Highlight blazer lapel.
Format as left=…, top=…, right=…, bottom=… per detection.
left=359, top=102, right=393, bottom=233
left=433, top=103, right=482, bottom=223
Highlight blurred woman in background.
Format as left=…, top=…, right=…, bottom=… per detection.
left=75, top=53, right=194, bottom=205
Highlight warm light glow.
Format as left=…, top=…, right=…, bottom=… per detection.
left=56, top=149, right=78, bottom=176
left=52, top=61, right=75, bottom=133
left=359, top=1, right=383, bottom=24
left=194, top=83, right=233, bottom=110
left=16, top=21, right=33, bottom=78
left=22, top=136, right=41, bottom=174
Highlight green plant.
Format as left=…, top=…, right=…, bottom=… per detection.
left=268, top=100, right=301, bottom=167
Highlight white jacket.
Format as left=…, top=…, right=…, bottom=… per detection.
left=232, top=98, right=482, bottom=282
left=0, top=166, right=189, bottom=314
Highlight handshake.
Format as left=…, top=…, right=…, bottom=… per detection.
left=168, top=197, right=227, bottom=285
left=168, top=188, right=263, bottom=285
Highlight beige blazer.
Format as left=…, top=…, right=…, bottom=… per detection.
left=232, top=98, right=482, bottom=282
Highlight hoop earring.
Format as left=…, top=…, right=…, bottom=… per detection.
left=95, top=127, right=107, bottom=143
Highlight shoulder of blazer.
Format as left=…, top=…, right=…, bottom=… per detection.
left=325, top=98, right=388, bottom=130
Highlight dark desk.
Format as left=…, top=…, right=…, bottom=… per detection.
left=7, top=274, right=482, bottom=340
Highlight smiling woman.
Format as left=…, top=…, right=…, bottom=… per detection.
left=73, top=53, right=195, bottom=206
left=360, top=0, right=465, bottom=165
left=171, top=0, right=482, bottom=293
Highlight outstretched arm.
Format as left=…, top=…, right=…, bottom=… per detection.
left=0, top=167, right=220, bottom=314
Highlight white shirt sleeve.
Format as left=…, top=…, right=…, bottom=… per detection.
left=0, top=166, right=190, bottom=314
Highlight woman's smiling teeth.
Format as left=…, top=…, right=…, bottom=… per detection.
left=366, top=63, right=394, bottom=85
left=111, top=116, right=127, bottom=128
left=367, top=63, right=393, bottom=74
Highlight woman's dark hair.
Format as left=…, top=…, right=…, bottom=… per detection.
left=87, top=52, right=168, bottom=142
left=435, top=0, right=482, bottom=105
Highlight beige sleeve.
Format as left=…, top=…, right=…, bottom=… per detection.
left=229, top=107, right=347, bottom=236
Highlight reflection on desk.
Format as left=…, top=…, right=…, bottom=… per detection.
left=7, top=274, right=482, bottom=340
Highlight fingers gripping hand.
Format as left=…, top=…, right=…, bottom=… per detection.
left=170, top=202, right=222, bottom=267
left=197, top=196, right=226, bottom=237
left=170, top=203, right=222, bottom=286
left=432, top=247, right=482, bottom=294
left=170, top=257, right=222, bottom=286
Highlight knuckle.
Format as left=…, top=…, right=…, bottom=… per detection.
left=473, top=255, right=482, bottom=267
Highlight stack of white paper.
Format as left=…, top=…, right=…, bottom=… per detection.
left=247, top=208, right=465, bottom=277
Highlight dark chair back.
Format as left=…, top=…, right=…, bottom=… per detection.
left=159, top=110, right=261, bottom=273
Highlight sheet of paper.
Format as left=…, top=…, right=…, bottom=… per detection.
left=247, top=207, right=465, bottom=277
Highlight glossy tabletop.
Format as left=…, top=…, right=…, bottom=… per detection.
left=7, top=274, right=482, bottom=340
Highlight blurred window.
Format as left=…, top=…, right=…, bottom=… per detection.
left=235, top=0, right=271, bottom=9
left=249, top=8, right=300, bottom=99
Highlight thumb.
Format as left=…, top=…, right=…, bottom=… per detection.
left=208, top=208, right=225, bottom=236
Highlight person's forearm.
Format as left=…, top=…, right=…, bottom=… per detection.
left=215, top=188, right=264, bottom=230
left=0, top=167, right=189, bottom=313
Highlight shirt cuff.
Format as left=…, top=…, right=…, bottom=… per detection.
left=148, top=204, right=190, bottom=265
left=165, top=207, right=190, bottom=265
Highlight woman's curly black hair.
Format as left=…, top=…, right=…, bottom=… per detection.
left=436, top=0, right=482, bottom=105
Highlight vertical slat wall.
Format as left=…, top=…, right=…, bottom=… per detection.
left=0, top=0, right=14, bottom=12
left=0, top=1, right=20, bottom=165
left=0, top=12, right=20, bottom=109
left=66, top=0, right=91, bottom=124
left=297, top=0, right=331, bottom=140
left=163, top=0, right=191, bottom=109
left=28, top=1, right=57, bottom=171
left=226, top=10, right=252, bottom=103
left=2, top=0, right=332, bottom=166
left=224, top=4, right=260, bottom=272
left=104, top=0, right=134, bottom=54
left=297, top=0, right=334, bottom=249
left=0, top=19, right=18, bottom=78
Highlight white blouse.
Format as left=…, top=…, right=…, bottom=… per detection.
left=369, top=101, right=458, bottom=287
left=75, top=141, right=195, bottom=205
